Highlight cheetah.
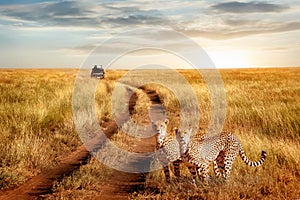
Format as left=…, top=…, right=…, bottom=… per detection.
left=152, top=120, right=217, bottom=183
left=177, top=128, right=220, bottom=185
left=152, top=119, right=181, bottom=182
left=152, top=119, right=221, bottom=183
left=181, top=131, right=267, bottom=184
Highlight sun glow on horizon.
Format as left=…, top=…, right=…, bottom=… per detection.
left=207, top=50, right=251, bottom=68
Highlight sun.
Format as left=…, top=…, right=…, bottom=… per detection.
left=208, top=50, right=250, bottom=68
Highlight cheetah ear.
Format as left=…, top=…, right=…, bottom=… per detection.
left=164, top=119, right=169, bottom=125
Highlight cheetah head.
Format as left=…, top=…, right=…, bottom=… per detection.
left=176, top=128, right=193, bottom=155
left=152, top=119, right=169, bottom=148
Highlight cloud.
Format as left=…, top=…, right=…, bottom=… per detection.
left=178, top=21, right=300, bottom=40
left=211, top=1, right=289, bottom=13
left=223, top=19, right=260, bottom=26
left=0, top=0, right=299, bottom=42
left=43, top=1, right=90, bottom=16
left=63, top=28, right=198, bottom=55
left=102, top=14, right=166, bottom=27
left=59, top=44, right=97, bottom=55
left=0, top=1, right=101, bottom=28
left=0, top=1, right=169, bottom=29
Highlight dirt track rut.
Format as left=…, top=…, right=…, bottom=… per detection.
left=95, top=87, right=166, bottom=199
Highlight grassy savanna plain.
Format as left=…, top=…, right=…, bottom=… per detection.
left=0, top=68, right=299, bottom=199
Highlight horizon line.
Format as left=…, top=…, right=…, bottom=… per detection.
left=1, top=66, right=299, bottom=70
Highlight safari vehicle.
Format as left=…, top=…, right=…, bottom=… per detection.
left=91, top=65, right=105, bottom=79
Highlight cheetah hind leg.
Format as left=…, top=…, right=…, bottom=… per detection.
left=223, top=151, right=238, bottom=181
left=214, top=151, right=225, bottom=179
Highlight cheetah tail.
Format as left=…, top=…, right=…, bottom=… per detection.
left=239, top=149, right=267, bottom=167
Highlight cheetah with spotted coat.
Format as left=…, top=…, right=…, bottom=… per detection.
left=181, top=130, right=267, bottom=184
left=152, top=119, right=219, bottom=183
left=152, top=119, right=181, bottom=182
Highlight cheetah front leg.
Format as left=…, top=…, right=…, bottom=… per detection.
left=173, top=159, right=181, bottom=178
left=163, top=164, right=171, bottom=182
left=213, top=160, right=221, bottom=177
left=187, top=164, right=198, bottom=186
left=197, top=163, right=210, bottom=185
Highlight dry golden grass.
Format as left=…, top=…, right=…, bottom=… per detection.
left=0, top=69, right=80, bottom=189
left=0, top=69, right=125, bottom=190
left=131, top=68, right=300, bottom=199
left=0, top=68, right=299, bottom=199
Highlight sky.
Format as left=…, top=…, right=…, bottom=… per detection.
left=0, top=0, right=300, bottom=68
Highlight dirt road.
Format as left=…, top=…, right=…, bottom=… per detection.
left=96, top=87, right=166, bottom=199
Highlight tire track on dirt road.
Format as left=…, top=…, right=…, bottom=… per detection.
left=95, top=85, right=166, bottom=199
